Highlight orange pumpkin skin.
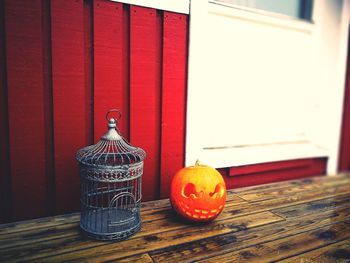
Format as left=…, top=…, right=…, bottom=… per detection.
left=170, top=162, right=227, bottom=222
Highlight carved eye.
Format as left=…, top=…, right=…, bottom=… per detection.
left=182, top=183, right=202, bottom=199
left=209, top=184, right=225, bottom=199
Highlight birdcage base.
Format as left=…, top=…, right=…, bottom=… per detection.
left=80, top=208, right=141, bottom=241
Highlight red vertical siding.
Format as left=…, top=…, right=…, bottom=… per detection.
left=130, top=6, right=162, bottom=201
left=51, top=0, right=86, bottom=213
left=160, top=12, right=188, bottom=198
left=1, top=0, right=190, bottom=222
left=4, top=0, right=48, bottom=219
left=339, top=35, right=350, bottom=172
left=93, top=0, right=129, bottom=141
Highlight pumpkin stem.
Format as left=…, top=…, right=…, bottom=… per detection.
left=195, top=159, right=200, bottom=167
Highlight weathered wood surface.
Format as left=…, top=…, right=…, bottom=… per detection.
left=1, top=174, right=350, bottom=262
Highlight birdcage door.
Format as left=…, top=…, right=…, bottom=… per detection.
left=108, top=192, right=138, bottom=227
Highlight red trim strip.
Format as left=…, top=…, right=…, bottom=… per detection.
left=339, top=33, right=350, bottom=172
left=229, top=158, right=315, bottom=176
left=221, top=158, right=327, bottom=189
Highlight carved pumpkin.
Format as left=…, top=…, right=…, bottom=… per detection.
left=170, top=160, right=227, bottom=222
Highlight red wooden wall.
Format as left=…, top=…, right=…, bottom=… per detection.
left=0, top=0, right=188, bottom=223
left=0, top=0, right=330, bottom=224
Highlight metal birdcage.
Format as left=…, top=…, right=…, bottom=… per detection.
left=76, top=109, right=146, bottom=241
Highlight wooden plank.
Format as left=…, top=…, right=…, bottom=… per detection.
left=130, top=6, right=162, bottom=201
left=0, top=196, right=250, bottom=251
left=149, top=197, right=350, bottom=262
left=271, top=193, right=350, bottom=219
left=231, top=173, right=350, bottom=194
left=0, top=213, right=80, bottom=236
left=234, top=183, right=350, bottom=218
left=0, top=174, right=346, bottom=236
left=199, top=221, right=350, bottom=262
left=51, top=0, right=86, bottom=214
left=0, top=195, right=247, bottom=239
left=160, top=12, right=188, bottom=198
left=237, top=175, right=350, bottom=202
left=279, top=238, right=350, bottom=263
left=110, top=253, right=154, bottom=263
left=0, top=0, right=11, bottom=223
left=0, top=220, right=80, bottom=252
left=0, top=173, right=346, bottom=236
left=5, top=211, right=281, bottom=262
left=5, top=0, right=48, bottom=220
left=1, top=175, right=350, bottom=262
left=93, top=0, right=129, bottom=142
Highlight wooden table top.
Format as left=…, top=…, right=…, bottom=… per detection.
left=1, top=174, right=350, bottom=262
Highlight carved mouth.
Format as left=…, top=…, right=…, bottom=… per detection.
left=177, top=201, right=224, bottom=220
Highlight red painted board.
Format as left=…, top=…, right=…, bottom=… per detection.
left=5, top=0, right=48, bottom=220
left=229, top=158, right=315, bottom=176
left=339, top=35, right=350, bottom=172
left=160, top=12, right=188, bottom=198
left=0, top=0, right=11, bottom=223
left=94, top=0, right=129, bottom=142
left=223, top=158, right=327, bottom=189
left=51, top=0, right=86, bottom=214
left=130, top=6, right=162, bottom=201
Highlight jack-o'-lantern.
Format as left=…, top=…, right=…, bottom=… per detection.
left=170, top=160, right=226, bottom=222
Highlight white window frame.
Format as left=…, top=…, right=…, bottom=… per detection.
left=186, top=0, right=350, bottom=174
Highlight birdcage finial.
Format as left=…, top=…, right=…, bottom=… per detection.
left=101, top=109, right=123, bottom=140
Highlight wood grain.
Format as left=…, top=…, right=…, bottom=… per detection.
left=200, top=221, right=350, bottom=262
left=29, top=212, right=282, bottom=262
left=110, top=253, right=155, bottom=263
left=0, top=196, right=255, bottom=257
left=279, top=238, right=350, bottom=263
left=1, top=174, right=350, bottom=263
left=149, top=194, right=350, bottom=262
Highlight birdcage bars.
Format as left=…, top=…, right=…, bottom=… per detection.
left=76, top=109, right=145, bottom=241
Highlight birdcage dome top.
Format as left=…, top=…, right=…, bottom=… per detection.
left=76, top=110, right=146, bottom=168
